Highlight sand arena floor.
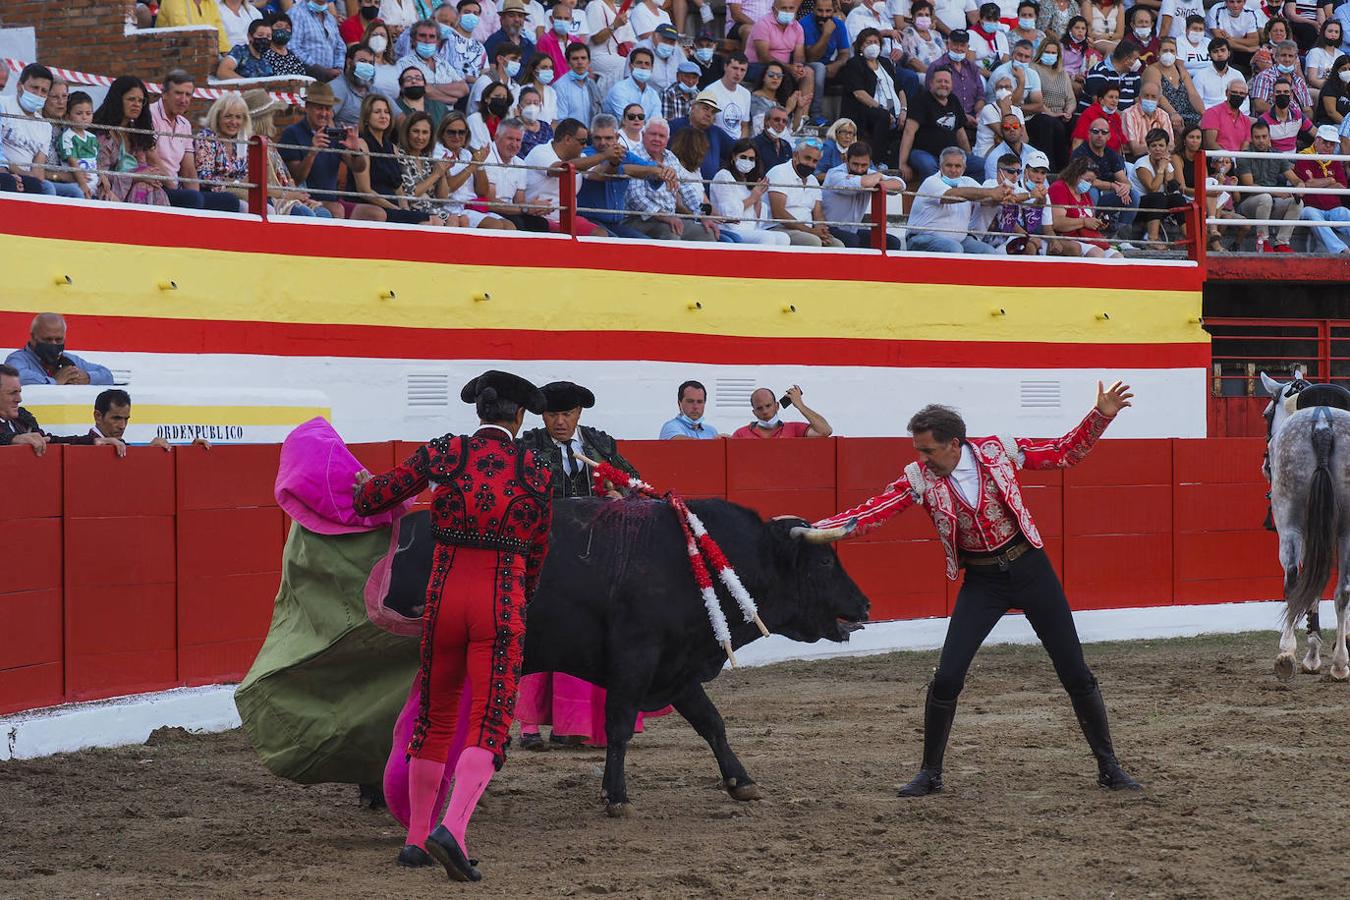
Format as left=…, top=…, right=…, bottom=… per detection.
left=5, top=630, right=1349, bottom=899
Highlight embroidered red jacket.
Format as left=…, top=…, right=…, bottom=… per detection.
left=815, top=408, right=1113, bottom=579
left=354, top=426, right=554, bottom=592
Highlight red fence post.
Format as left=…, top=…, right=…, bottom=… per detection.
left=870, top=186, right=888, bottom=252
left=559, top=161, right=576, bottom=238
left=247, top=135, right=270, bottom=221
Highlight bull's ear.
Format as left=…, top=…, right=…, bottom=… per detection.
left=1260, top=372, right=1283, bottom=397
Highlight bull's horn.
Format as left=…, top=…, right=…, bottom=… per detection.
left=1284, top=394, right=1300, bottom=415
left=789, top=519, right=858, bottom=543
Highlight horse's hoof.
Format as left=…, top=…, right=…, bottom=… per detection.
left=605, top=802, right=630, bottom=818
left=1301, top=660, right=1322, bottom=675
left=1275, top=654, right=1296, bottom=682
left=724, top=778, right=763, bottom=801
left=1331, top=666, right=1350, bottom=682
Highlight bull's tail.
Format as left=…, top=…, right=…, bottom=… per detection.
left=1286, top=413, right=1339, bottom=631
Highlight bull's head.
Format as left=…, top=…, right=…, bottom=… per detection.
left=758, top=517, right=870, bottom=643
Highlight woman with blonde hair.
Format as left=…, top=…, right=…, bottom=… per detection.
left=816, top=118, right=857, bottom=174
left=244, top=89, right=333, bottom=217
left=195, top=92, right=252, bottom=208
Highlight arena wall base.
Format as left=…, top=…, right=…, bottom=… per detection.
left=0, top=599, right=1308, bottom=762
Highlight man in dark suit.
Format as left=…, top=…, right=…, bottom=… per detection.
left=517, top=381, right=640, bottom=500
left=0, top=363, right=122, bottom=456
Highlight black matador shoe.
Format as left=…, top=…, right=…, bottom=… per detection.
left=425, top=825, right=482, bottom=882
left=397, top=845, right=433, bottom=867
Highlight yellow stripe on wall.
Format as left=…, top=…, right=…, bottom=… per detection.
left=27, top=404, right=331, bottom=426
left=0, top=235, right=1205, bottom=347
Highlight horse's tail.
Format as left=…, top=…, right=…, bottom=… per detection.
left=1286, top=412, right=1339, bottom=630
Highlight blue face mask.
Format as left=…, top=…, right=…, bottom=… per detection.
left=353, top=61, right=376, bottom=83
left=940, top=173, right=961, bottom=187
left=438, top=23, right=454, bottom=39
left=777, top=10, right=794, bottom=24
left=1076, top=178, right=1093, bottom=194
left=1140, top=98, right=1158, bottom=115
left=307, top=0, right=327, bottom=12
left=678, top=81, right=698, bottom=94
left=695, top=47, right=715, bottom=64
left=677, top=413, right=703, bottom=427
left=553, top=19, right=571, bottom=34
left=1012, top=59, right=1027, bottom=70
left=18, top=89, right=45, bottom=114
left=1018, top=16, right=1035, bottom=29
left=631, top=66, right=652, bottom=83
left=459, top=12, right=479, bottom=31
left=569, top=69, right=589, bottom=81
left=416, top=41, right=438, bottom=59
left=656, top=43, right=675, bottom=59
left=980, top=20, right=998, bottom=34
left=506, top=59, right=522, bottom=77
left=1039, top=52, right=1057, bottom=65
left=1276, top=62, right=1296, bottom=74
left=948, top=49, right=966, bottom=62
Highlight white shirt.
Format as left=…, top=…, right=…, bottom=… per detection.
left=629, top=2, right=671, bottom=39
left=554, top=434, right=587, bottom=474
left=1306, top=47, right=1344, bottom=79
left=431, top=145, right=479, bottom=209
left=586, top=0, right=638, bottom=62
left=0, top=96, right=52, bottom=167
left=1160, top=0, right=1207, bottom=40
left=522, top=140, right=580, bottom=223
left=710, top=169, right=774, bottom=228
left=1178, top=35, right=1211, bottom=74
left=765, top=161, right=823, bottom=224
left=379, top=0, right=422, bottom=30
left=704, top=79, right=753, bottom=139
left=935, top=0, right=973, bottom=33
left=216, top=0, right=262, bottom=49
left=395, top=52, right=459, bottom=87
left=1192, top=64, right=1248, bottom=112
left=908, top=172, right=981, bottom=236
left=974, top=103, right=1025, bottom=157
left=846, top=4, right=893, bottom=56
left=1205, top=4, right=1267, bottom=37
left=948, top=444, right=981, bottom=506
left=471, top=72, right=523, bottom=108
left=484, top=142, right=526, bottom=205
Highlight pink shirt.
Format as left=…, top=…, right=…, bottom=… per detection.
left=1199, top=102, right=1252, bottom=153
left=746, top=16, right=805, bottom=65
left=731, top=420, right=812, bottom=439
left=150, top=99, right=194, bottom=188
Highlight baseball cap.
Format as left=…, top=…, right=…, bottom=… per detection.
left=693, top=89, right=721, bottom=111
left=677, top=60, right=701, bottom=75
left=1315, top=124, right=1340, bottom=143
left=655, top=23, right=680, bottom=39
left=695, top=31, right=717, bottom=42
left=1025, top=150, right=1050, bottom=170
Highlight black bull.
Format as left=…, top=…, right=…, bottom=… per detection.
left=383, top=496, right=870, bottom=815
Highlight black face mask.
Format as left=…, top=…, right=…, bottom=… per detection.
left=794, top=161, right=815, bottom=178
left=360, top=4, right=379, bottom=19
left=403, top=85, right=427, bottom=101
left=251, top=37, right=271, bottom=54
left=487, top=97, right=511, bottom=116
left=1213, top=58, right=1227, bottom=71
left=1274, top=93, right=1291, bottom=109
left=33, top=341, right=64, bottom=364
left=273, top=30, right=292, bottom=45
left=1227, top=93, right=1244, bottom=109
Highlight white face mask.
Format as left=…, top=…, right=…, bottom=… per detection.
left=734, top=156, right=756, bottom=173
left=1187, top=30, right=1204, bottom=44
left=368, top=34, right=387, bottom=54
left=520, top=104, right=541, bottom=122
left=863, top=43, right=881, bottom=60
left=767, top=125, right=788, bottom=140
left=1159, top=50, right=1176, bottom=66
left=755, top=415, right=782, bottom=429
left=995, top=87, right=1012, bottom=100
left=1341, top=69, right=1350, bottom=84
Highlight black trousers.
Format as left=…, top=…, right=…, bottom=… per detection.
left=931, top=547, right=1096, bottom=703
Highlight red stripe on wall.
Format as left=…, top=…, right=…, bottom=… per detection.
left=0, top=195, right=1205, bottom=291
left=4, top=312, right=1210, bottom=370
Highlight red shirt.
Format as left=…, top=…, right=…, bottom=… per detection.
left=1292, top=154, right=1348, bottom=212
left=730, top=420, right=812, bottom=439
left=1048, top=179, right=1106, bottom=247
left=340, top=14, right=374, bottom=45
left=1072, top=102, right=1126, bottom=152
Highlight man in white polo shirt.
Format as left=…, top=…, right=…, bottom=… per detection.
left=482, top=116, right=545, bottom=230
left=521, top=116, right=613, bottom=235
left=765, top=136, right=845, bottom=246
left=906, top=145, right=1009, bottom=254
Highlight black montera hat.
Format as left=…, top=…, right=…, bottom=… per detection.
left=460, top=370, right=547, bottom=414
left=539, top=381, right=596, bottom=413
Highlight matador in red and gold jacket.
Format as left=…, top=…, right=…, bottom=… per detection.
left=353, top=370, right=551, bottom=883
left=814, top=383, right=1143, bottom=799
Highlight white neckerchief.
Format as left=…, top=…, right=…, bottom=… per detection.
left=478, top=424, right=515, bottom=440
left=947, top=444, right=980, bottom=506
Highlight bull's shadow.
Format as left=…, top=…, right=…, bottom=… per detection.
left=386, top=497, right=870, bottom=817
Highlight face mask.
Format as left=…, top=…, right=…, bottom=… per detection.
left=252, top=36, right=273, bottom=53
left=755, top=415, right=783, bottom=429
left=1018, top=16, right=1035, bottom=29
left=734, top=156, right=756, bottom=173
left=981, top=21, right=998, bottom=34
left=915, top=15, right=932, bottom=28
left=1213, top=58, right=1228, bottom=72
left=1159, top=51, right=1176, bottom=66
left=677, top=413, right=703, bottom=427
left=940, top=173, right=961, bottom=186
left=864, top=44, right=882, bottom=60
left=948, top=49, right=965, bottom=62
left=459, top=12, right=479, bottom=31
left=360, top=5, right=378, bottom=19
left=521, top=104, right=541, bottom=122
left=1012, top=59, right=1027, bottom=70
left=768, top=126, right=789, bottom=140
left=995, top=87, right=1012, bottom=100
left=1040, top=52, right=1057, bottom=65
left=553, top=19, right=570, bottom=34
left=416, top=41, right=438, bottom=59
left=403, top=84, right=426, bottom=100
left=570, top=69, right=589, bottom=81
left=695, top=47, right=715, bottom=63
left=18, top=89, right=45, bottom=114
left=1134, top=27, right=1152, bottom=41
left=1340, top=69, right=1350, bottom=84
left=631, top=67, right=651, bottom=83
left=439, top=23, right=454, bottom=40
left=656, top=43, right=675, bottom=59
left=678, top=80, right=698, bottom=94
left=506, top=59, right=522, bottom=77
left=1130, top=58, right=1141, bottom=71
left=1187, top=31, right=1204, bottom=44
left=368, top=34, right=387, bottom=54
left=1227, top=93, right=1243, bottom=109
left=273, top=29, right=292, bottom=45
left=1076, top=178, right=1093, bottom=194
left=1276, top=62, right=1295, bottom=75
left=488, top=97, right=511, bottom=116
left=538, top=68, right=556, bottom=84
left=1100, top=103, right=1116, bottom=114
left=794, top=161, right=815, bottom=178
left=1274, top=93, right=1291, bottom=109
left=1140, top=98, right=1158, bottom=115
left=353, top=61, right=376, bottom=83
left=33, top=342, right=64, bottom=364
left=307, top=0, right=327, bottom=12
left=777, top=10, right=794, bottom=25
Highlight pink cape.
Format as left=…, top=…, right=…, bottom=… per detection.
left=274, top=417, right=411, bottom=535
left=517, top=673, right=672, bottom=747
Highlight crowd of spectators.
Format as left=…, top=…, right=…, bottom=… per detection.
left=3, top=0, right=1349, bottom=253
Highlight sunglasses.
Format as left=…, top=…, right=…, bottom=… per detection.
left=625, top=112, right=645, bottom=120
left=1089, top=128, right=1110, bottom=135
left=999, top=167, right=1022, bottom=174
left=445, top=128, right=468, bottom=135
left=1002, top=123, right=1021, bottom=130
left=764, top=71, right=783, bottom=78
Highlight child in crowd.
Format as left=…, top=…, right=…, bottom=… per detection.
left=61, top=91, right=100, bottom=200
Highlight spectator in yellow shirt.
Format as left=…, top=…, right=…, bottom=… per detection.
left=157, top=0, right=232, bottom=55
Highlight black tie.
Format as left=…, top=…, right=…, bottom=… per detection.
left=564, top=441, right=578, bottom=476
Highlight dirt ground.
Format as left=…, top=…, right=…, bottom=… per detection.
left=5, top=630, right=1350, bottom=899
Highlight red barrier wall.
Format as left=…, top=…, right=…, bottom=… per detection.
left=0, top=437, right=1282, bottom=716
